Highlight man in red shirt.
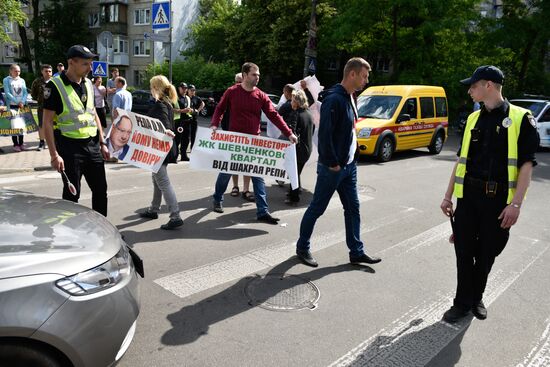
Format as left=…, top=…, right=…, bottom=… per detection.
left=211, top=62, right=297, bottom=224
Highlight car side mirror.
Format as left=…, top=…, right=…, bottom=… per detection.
left=397, top=114, right=411, bottom=123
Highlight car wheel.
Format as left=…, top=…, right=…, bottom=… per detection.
left=0, top=343, right=68, bottom=367
left=377, top=136, right=394, bottom=162
left=200, top=107, right=209, bottom=117
left=429, top=131, right=445, bottom=154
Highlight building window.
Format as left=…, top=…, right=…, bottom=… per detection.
left=113, top=35, right=128, bottom=54
left=134, top=8, right=150, bottom=25
left=4, top=44, right=19, bottom=58
left=101, top=4, right=121, bottom=23
left=134, top=70, right=145, bottom=87
left=133, top=40, right=151, bottom=56
left=4, top=21, right=14, bottom=34
left=88, top=12, right=100, bottom=28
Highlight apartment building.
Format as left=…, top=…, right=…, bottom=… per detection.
left=1, top=0, right=199, bottom=87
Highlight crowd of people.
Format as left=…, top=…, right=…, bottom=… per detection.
left=2, top=44, right=540, bottom=325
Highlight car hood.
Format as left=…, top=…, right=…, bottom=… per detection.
left=356, top=117, right=393, bottom=129
left=0, top=190, right=122, bottom=279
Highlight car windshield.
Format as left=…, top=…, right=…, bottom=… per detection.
left=511, top=101, right=546, bottom=116
left=357, top=95, right=402, bottom=119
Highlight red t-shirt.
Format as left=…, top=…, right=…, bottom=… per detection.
left=211, top=84, right=292, bottom=137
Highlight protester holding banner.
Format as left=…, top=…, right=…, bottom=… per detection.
left=31, top=64, right=53, bottom=151
left=296, top=57, right=381, bottom=267
left=210, top=62, right=298, bottom=224
left=139, top=75, right=183, bottom=230
left=3, top=64, right=29, bottom=151
left=42, top=45, right=110, bottom=216
left=286, top=90, right=314, bottom=204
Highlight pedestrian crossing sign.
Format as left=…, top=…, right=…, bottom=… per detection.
left=152, top=2, right=170, bottom=30
left=92, top=61, right=108, bottom=77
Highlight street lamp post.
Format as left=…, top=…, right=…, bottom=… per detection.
left=303, top=0, right=318, bottom=78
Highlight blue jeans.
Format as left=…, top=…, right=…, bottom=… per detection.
left=150, top=164, right=181, bottom=220
left=297, top=162, right=364, bottom=257
left=213, top=173, right=269, bottom=218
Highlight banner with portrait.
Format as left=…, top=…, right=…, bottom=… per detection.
left=190, top=127, right=299, bottom=189
left=0, top=106, right=38, bottom=136
left=106, top=108, right=173, bottom=173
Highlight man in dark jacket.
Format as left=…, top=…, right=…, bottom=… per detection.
left=295, top=57, right=382, bottom=268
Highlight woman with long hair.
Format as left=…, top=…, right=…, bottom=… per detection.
left=139, top=75, right=183, bottom=230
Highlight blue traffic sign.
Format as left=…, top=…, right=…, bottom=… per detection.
left=152, top=2, right=170, bottom=30
left=92, top=61, right=108, bottom=77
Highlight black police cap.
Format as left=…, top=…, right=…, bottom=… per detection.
left=179, top=82, right=188, bottom=88
left=188, top=84, right=196, bottom=90
left=67, top=45, right=98, bottom=60
left=460, top=65, right=504, bottom=86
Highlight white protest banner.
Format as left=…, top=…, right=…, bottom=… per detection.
left=190, top=127, right=299, bottom=189
left=106, top=108, right=173, bottom=173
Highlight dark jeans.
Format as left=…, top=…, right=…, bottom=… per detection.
left=56, top=134, right=108, bottom=216
left=297, top=161, right=364, bottom=257
left=12, top=135, right=23, bottom=146
left=452, top=183, right=509, bottom=309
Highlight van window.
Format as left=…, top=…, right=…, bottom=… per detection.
left=357, top=95, right=402, bottom=119
left=420, top=97, right=435, bottom=118
left=435, top=97, right=448, bottom=117
left=399, top=98, right=417, bottom=119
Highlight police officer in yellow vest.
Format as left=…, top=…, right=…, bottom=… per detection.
left=43, top=45, right=110, bottom=216
left=440, top=65, right=539, bottom=323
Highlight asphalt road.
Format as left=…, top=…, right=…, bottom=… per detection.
left=1, top=129, right=549, bottom=367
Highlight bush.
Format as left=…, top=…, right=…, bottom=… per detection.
left=145, top=55, right=238, bottom=90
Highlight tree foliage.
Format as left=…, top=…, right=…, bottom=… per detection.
left=145, top=55, right=237, bottom=91
left=0, top=0, right=27, bottom=44
left=36, top=0, right=91, bottom=68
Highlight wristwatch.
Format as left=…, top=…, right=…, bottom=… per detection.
left=510, top=202, right=521, bottom=208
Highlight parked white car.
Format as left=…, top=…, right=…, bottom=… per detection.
left=510, top=98, right=550, bottom=148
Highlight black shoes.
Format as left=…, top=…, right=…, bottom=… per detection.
left=213, top=201, right=224, bottom=213
left=140, top=210, right=158, bottom=219
left=472, top=300, right=487, bottom=320
left=161, top=218, right=184, bottom=230
left=350, top=253, right=382, bottom=265
left=181, top=156, right=190, bottom=161
left=442, top=305, right=471, bottom=323
left=257, top=213, right=280, bottom=225
left=296, top=250, right=318, bottom=267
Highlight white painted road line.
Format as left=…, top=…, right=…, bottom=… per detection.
left=516, top=317, right=550, bottom=367
left=154, top=207, right=421, bottom=299
left=378, top=221, right=450, bottom=257
left=328, top=239, right=547, bottom=367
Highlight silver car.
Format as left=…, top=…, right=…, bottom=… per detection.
left=0, top=190, right=142, bottom=367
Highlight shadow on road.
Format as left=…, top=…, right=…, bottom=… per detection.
left=161, top=257, right=374, bottom=346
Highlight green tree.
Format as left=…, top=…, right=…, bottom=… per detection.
left=0, top=0, right=27, bottom=44
left=37, top=0, right=91, bottom=67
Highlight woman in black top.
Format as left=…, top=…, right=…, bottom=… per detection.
left=287, top=89, right=314, bottom=204
left=139, top=75, right=183, bottom=230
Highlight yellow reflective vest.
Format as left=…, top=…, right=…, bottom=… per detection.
left=51, top=76, right=97, bottom=139
left=454, top=103, right=530, bottom=204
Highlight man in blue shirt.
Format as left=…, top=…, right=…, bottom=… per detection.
left=111, top=76, right=132, bottom=120
left=295, top=57, right=382, bottom=268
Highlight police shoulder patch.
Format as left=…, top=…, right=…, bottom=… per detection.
left=528, top=114, right=536, bottom=128
left=43, top=87, right=51, bottom=99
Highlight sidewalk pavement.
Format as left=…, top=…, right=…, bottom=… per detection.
left=0, top=133, right=52, bottom=174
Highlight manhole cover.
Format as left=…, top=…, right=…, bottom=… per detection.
left=244, top=273, right=320, bottom=311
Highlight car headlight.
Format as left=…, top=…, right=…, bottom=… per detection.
left=358, top=127, right=372, bottom=138
left=56, top=247, right=132, bottom=296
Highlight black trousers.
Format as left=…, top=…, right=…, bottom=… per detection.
left=181, top=119, right=198, bottom=155
left=96, top=107, right=107, bottom=128
left=452, top=182, right=509, bottom=309
left=56, top=133, right=108, bottom=216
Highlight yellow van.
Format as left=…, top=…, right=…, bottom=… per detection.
left=355, top=85, right=448, bottom=161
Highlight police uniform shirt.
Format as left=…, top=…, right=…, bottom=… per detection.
left=457, top=100, right=539, bottom=182
left=43, top=71, right=89, bottom=115
left=43, top=71, right=102, bottom=162
left=190, top=95, right=202, bottom=120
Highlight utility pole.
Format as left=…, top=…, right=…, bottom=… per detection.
left=169, top=0, right=173, bottom=83
left=303, top=0, right=318, bottom=78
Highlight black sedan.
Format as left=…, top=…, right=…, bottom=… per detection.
left=131, top=90, right=154, bottom=115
